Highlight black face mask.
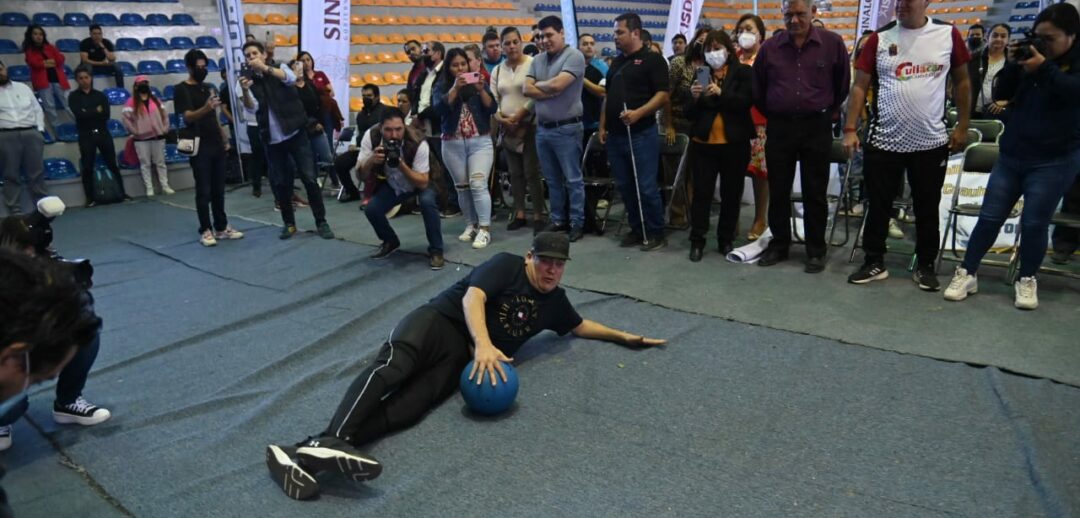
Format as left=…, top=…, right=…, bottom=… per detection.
left=362, top=97, right=374, bottom=109
left=136, top=84, right=150, bottom=94
left=968, top=37, right=983, bottom=48
left=0, top=76, right=9, bottom=86
left=192, top=68, right=208, bottom=83
left=423, top=56, right=435, bottom=68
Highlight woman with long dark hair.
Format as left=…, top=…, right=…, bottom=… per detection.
left=289, top=59, right=334, bottom=170
left=296, top=51, right=342, bottom=147
left=22, top=25, right=71, bottom=132
left=968, top=23, right=1012, bottom=119
left=121, top=75, right=172, bottom=196
left=432, top=48, right=498, bottom=249
left=735, top=13, right=770, bottom=241
left=685, top=30, right=754, bottom=261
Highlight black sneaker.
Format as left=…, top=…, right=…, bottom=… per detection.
left=279, top=225, right=297, bottom=240
left=804, top=256, right=826, bottom=274
left=266, top=444, right=319, bottom=500
left=640, top=238, right=667, bottom=252
left=371, top=241, right=400, bottom=259
left=440, top=207, right=462, bottom=218
left=1050, top=250, right=1072, bottom=265
left=430, top=252, right=445, bottom=270
left=717, top=242, right=734, bottom=256
left=543, top=222, right=569, bottom=234
left=568, top=226, right=584, bottom=242
left=316, top=222, right=335, bottom=239
left=507, top=218, right=528, bottom=231
left=913, top=265, right=940, bottom=291
left=757, top=247, right=789, bottom=267
left=848, top=262, right=889, bottom=284
left=619, top=233, right=643, bottom=248
left=295, top=436, right=383, bottom=483
left=53, top=396, right=111, bottom=425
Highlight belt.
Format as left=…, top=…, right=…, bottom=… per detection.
left=0, top=126, right=36, bottom=133
left=539, top=116, right=581, bottom=129
left=769, top=110, right=830, bottom=121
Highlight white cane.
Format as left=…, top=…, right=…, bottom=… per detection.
left=622, top=102, right=649, bottom=246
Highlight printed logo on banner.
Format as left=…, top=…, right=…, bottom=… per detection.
left=301, top=0, right=351, bottom=124
left=663, top=0, right=703, bottom=57
left=938, top=155, right=1020, bottom=250
left=217, top=0, right=250, bottom=154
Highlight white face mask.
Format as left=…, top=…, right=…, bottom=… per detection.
left=738, top=32, right=758, bottom=50
left=705, top=49, right=728, bottom=69
left=0, top=352, right=30, bottom=417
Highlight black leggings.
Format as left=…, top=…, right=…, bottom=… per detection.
left=325, top=306, right=472, bottom=447
left=689, top=141, right=750, bottom=247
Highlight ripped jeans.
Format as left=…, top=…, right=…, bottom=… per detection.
left=441, top=135, right=495, bottom=227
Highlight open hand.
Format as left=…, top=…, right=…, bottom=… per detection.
left=470, top=345, right=514, bottom=386
left=690, top=83, right=703, bottom=99
left=624, top=334, right=666, bottom=347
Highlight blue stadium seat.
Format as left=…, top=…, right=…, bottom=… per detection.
left=63, top=13, right=92, bottom=27
left=171, top=13, right=197, bottom=26
left=146, top=13, right=170, bottom=26
left=219, top=112, right=230, bottom=126
left=137, top=60, right=166, bottom=75
left=92, top=13, right=121, bottom=27
left=63, top=65, right=74, bottom=79
left=1023, top=13, right=1037, bottom=21
left=107, top=119, right=129, bottom=138
left=195, top=36, right=220, bottom=49
left=32, top=13, right=63, bottom=27
left=161, top=84, right=174, bottom=101
left=1, top=13, right=31, bottom=27
left=0, top=39, right=18, bottom=54
left=117, top=61, right=137, bottom=76
left=104, top=87, right=131, bottom=105
left=56, top=38, right=81, bottom=53
left=120, top=13, right=147, bottom=26
left=168, top=112, right=184, bottom=130
left=7, top=65, right=29, bottom=82
left=166, top=59, right=187, bottom=74
left=143, top=37, right=169, bottom=51
left=206, top=59, right=220, bottom=72
left=1009, top=14, right=1023, bottom=22
left=164, top=144, right=187, bottom=164
left=44, top=159, right=79, bottom=180
left=149, top=86, right=162, bottom=99
left=41, top=130, right=55, bottom=145
left=116, top=38, right=142, bottom=51
left=56, top=123, right=80, bottom=142
left=170, top=37, right=195, bottom=50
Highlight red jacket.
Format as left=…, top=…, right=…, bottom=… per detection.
left=24, top=44, right=69, bottom=91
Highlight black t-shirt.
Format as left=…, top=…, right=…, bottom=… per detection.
left=173, top=81, right=224, bottom=148
left=427, top=253, right=583, bottom=357
left=79, top=38, right=114, bottom=63
left=581, top=62, right=604, bottom=129
left=296, top=81, right=322, bottom=122
left=604, top=47, right=670, bottom=133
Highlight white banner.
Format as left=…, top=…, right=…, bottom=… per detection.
left=939, top=155, right=1022, bottom=251
left=663, top=0, right=704, bottom=58
left=856, top=0, right=898, bottom=36
left=300, top=0, right=351, bottom=123
left=559, top=0, right=579, bottom=48
left=216, top=0, right=251, bottom=155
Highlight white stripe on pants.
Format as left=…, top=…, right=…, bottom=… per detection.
left=134, top=139, right=169, bottom=193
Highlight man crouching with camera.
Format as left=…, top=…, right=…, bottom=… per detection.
left=0, top=198, right=111, bottom=453
left=0, top=237, right=102, bottom=514
left=355, top=107, right=446, bottom=269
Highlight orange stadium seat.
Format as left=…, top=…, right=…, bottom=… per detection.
left=465, top=0, right=480, bottom=7
left=499, top=17, right=514, bottom=25
left=384, top=71, right=405, bottom=84
left=289, top=34, right=299, bottom=46
left=273, top=34, right=291, bottom=47
left=360, top=52, right=378, bottom=63
left=446, top=16, right=461, bottom=25
left=367, top=15, right=384, bottom=24
left=349, top=74, right=363, bottom=87
left=421, top=33, right=439, bottom=42
left=384, top=16, right=399, bottom=25
left=365, top=72, right=386, bottom=85
left=244, top=14, right=266, bottom=25
left=350, top=97, right=363, bottom=112
left=287, top=14, right=299, bottom=24
left=265, top=13, right=287, bottom=24
left=370, top=34, right=390, bottom=44
left=405, top=33, right=423, bottom=43
left=387, top=33, right=406, bottom=44
left=378, top=51, right=397, bottom=63
left=349, top=53, right=364, bottom=64
left=420, top=0, right=437, bottom=6
left=406, top=0, right=423, bottom=6
left=430, top=16, right=446, bottom=25
left=352, top=34, right=371, bottom=44
left=454, top=33, right=471, bottom=43
left=439, top=32, right=456, bottom=42
left=414, top=16, right=431, bottom=25
left=398, top=16, right=415, bottom=24
left=436, top=0, right=452, bottom=7
left=395, top=51, right=410, bottom=62
left=351, top=14, right=364, bottom=25
left=381, top=95, right=394, bottom=106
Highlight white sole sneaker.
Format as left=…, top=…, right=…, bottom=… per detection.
left=0, top=426, right=11, bottom=452
left=295, top=446, right=382, bottom=483
left=53, top=407, right=111, bottom=426
left=266, top=445, right=319, bottom=500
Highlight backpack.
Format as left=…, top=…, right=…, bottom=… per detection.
left=91, top=163, right=125, bottom=205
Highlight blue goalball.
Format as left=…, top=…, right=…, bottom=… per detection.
left=459, top=360, right=519, bottom=416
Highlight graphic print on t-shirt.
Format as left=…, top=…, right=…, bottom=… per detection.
left=497, top=294, right=539, bottom=339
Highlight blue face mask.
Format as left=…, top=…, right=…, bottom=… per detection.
left=0, top=353, right=30, bottom=417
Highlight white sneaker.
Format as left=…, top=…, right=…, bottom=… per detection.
left=162, top=186, right=176, bottom=195
left=200, top=230, right=218, bottom=247
left=53, top=396, right=111, bottom=426
left=215, top=226, right=245, bottom=240
left=145, top=189, right=155, bottom=198
left=1014, top=276, right=1038, bottom=310
left=0, top=425, right=11, bottom=451
left=888, top=218, right=904, bottom=239
left=472, top=228, right=491, bottom=249
left=944, top=267, right=978, bottom=301
left=458, top=224, right=478, bottom=242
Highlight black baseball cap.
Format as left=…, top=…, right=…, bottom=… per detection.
left=531, top=232, right=571, bottom=260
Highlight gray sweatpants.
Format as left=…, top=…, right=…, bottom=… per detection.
left=0, top=128, right=46, bottom=214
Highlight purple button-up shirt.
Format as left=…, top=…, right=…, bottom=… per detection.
left=752, top=27, right=851, bottom=117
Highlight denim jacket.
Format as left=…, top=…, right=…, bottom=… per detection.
left=432, top=79, right=497, bottom=137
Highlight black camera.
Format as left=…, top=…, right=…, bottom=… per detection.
left=1013, top=31, right=1047, bottom=62
left=384, top=138, right=403, bottom=168
left=22, top=197, right=94, bottom=289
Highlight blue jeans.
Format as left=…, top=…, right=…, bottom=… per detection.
left=309, top=130, right=333, bottom=168
left=35, top=83, right=71, bottom=130
left=535, top=123, right=585, bottom=228
left=366, top=183, right=443, bottom=254
left=0, top=331, right=100, bottom=426
left=441, top=135, right=494, bottom=227
left=267, top=131, right=327, bottom=227
left=607, top=128, right=665, bottom=239
left=962, top=149, right=1080, bottom=277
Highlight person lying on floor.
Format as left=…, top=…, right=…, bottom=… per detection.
left=265, top=232, right=666, bottom=500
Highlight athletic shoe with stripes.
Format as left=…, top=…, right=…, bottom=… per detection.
left=295, top=436, right=382, bottom=483
left=266, top=444, right=319, bottom=500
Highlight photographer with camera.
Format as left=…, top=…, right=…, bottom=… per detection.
left=239, top=41, right=334, bottom=241
left=355, top=108, right=445, bottom=269
left=0, top=199, right=109, bottom=453
left=945, top=2, right=1080, bottom=310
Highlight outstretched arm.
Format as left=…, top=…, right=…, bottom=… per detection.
left=571, top=319, right=666, bottom=348
left=463, top=287, right=514, bottom=385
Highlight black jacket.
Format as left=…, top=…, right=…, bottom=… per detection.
left=684, top=63, right=754, bottom=145
left=967, top=49, right=1006, bottom=114
left=68, top=88, right=110, bottom=133
left=248, top=67, right=308, bottom=142
left=995, top=41, right=1080, bottom=159
left=355, top=102, right=388, bottom=135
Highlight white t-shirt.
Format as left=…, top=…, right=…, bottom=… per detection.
left=857, top=18, right=971, bottom=152
left=357, top=130, right=430, bottom=196
left=0, top=81, right=45, bottom=131
left=978, top=57, right=1005, bottom=111
left=492, top=56, right=535, bottom=117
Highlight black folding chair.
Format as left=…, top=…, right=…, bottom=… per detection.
left=937, top=141, right=1004, bottom=273
left=580, top=131, right=616, bottom=235
left=320, top=126, right=355, bottom=198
